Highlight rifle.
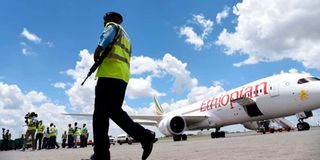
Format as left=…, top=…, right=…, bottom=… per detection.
left=81, top=25, right=120, bottom=86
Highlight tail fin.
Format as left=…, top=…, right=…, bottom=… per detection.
left=153, top=96, right=164, bottom=116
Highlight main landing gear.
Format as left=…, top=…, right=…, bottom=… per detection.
left=211, top=128, right=225, bottom=138
left=173, top=134, right=187, bottom=141
left=297, top=120, right=310, bottom=131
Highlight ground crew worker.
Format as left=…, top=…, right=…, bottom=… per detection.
left=52, top=125, right=60, bottom=149
left=67, top=124, right=74, bottom=148
left=89, top=11, right=156, bottom=160
left=49, top=123, right=59, bottom=149
left=62, top=131, right=67, bottom=148
left=80, top=124, right=88, bottom=147
left=21, top=112, right=38, bottom=151
left=73, top=122, right=79, bottom=148
left=35, top=120, right=44, bottom=150
left=42, top=128, right=50, bottom=149
left=1, top=129, right=11, bottom=151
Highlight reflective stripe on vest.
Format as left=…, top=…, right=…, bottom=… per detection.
left=96, top=22, right=132, bottom=83
left=37, top=124, right=44, bottom=133
left=27, top=118, right=36, bottom=131
left=68, top=127, right=73, bottom=135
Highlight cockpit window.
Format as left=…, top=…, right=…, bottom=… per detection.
left=297, top=77, right=320, bottom=84
left=298, top=78, right=309, bottom=84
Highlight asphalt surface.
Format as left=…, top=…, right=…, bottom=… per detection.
left=1, top=127, right=319, bottom=160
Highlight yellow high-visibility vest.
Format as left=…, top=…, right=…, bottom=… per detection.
left=96, top=22, right=132, bottom=83
left=27, top=118, right=36, bottom=131
left=68, top=127, right=73, bottom=135
left=37, top=124, right=44, bottom=133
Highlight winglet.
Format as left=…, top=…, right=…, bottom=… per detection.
left=153, top=96, right=164, bottom=116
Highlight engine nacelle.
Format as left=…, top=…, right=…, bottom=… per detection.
left=242, top=121, right=260, bottom=130
left=158, top=115, right=186, bottom=136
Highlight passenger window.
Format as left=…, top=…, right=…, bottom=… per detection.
left=297, top=78, right=309, bottom=84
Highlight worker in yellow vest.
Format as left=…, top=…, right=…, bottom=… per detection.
left=67, top=124, right=74, bottom=148
left=80, top=123, right=88, bottom=147
left=42, top=127, right=50, bottom=149
left=21, top=112, right=38, bottom=151
left=73, top=122, right=79, bottom=148
left=35, top=120, right=44, bottom=150
left=89, top=12, right=156, bottom=160
left=62, top=131, right=67, bottom=148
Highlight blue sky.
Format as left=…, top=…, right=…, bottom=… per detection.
left=1, top=0, right=320, bottom=138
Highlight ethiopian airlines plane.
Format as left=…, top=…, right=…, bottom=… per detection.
left=67, top=73, right=320, bottom=141
left=129, top=73, right=320, bottom=141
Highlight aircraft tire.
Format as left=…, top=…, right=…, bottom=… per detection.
left=297, top=123, right=304, bottom=131
left=181, top=134, right=187, bottom=141
left=211, top=132, right=216, bottom=138
left=303, top=122, right=310, bottom=130
left=173, top=135, right=181, bottom=141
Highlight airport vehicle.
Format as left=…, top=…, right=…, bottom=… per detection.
left=65, top=73, right=320, bottom=141
left=116, top=134, right=134, bottom=145
left=109, top=136, right=116, bottom=145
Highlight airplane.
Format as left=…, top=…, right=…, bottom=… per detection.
left=65, top=73, right=320, bottom=141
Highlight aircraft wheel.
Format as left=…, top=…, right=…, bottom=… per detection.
left=211, top=132, right=216, bottom=138
left=220, top=132, right=225, bottom=138
left=181, top=134, right=187, bottom=141
left=173, top=135, right=181, bottom=141
left=303, top=122, right=310, bottom=130
left=297, top=123, right=304, bottom=131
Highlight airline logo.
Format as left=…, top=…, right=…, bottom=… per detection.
left=299, top=89, right=309, bottom=101
left=154, top=97, right=164, bottom=115
left=200, top=81, right=269, bottom=112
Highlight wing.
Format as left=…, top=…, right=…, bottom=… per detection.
left=62, top=113, right=93, bottom=117
left=130, top=115, right=163, bottom=126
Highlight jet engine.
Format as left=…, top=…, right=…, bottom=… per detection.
left=242, top=121, right=261, bottom=130
left=158, top=115, right=186, bottom=136
left=242, top=120, right=270, bottom=131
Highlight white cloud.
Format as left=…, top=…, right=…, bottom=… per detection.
left=131, top=53, right=198, bottom=94
left=0, top=82, right=79, bottom=140
left=179, top=14, right=214, bottom=50
left=53, top=82, right=66, bottom=89
left=21, top=28, right=41, bottom=43
left=20, top=42, right=33, bottom=56
left=216, top=7, right=230, bottom=24
left=130, top=56, right=160, bottom=75
left=216, top=0, right=320, bottom=70
left=127, top=76, right=166, bottom=99
left=160, top=53, right=198, bottom=93
left=20, top=28, right=54, bottom=55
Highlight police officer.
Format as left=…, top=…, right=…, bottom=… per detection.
left=35, top=120, right=44, bottom=150
left=67, top=124, right=74, bottom=148
left=90, top=11, right=156, bottom=160
left=21, top=112, right=38, bottom=151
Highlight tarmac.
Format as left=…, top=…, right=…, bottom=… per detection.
left=0, top=127, right=319, bottom=160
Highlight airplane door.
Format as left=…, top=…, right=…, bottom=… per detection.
left=270, top=82, right=280, bottom=97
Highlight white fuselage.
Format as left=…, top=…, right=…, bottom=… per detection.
left=160, top=73, right=320, bottom=134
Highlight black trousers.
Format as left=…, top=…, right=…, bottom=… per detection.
left=67, top=135, right=73, bottom=148
left=93, top=78, right=149, bottom=160
left=35, top=133, right=43, bottom=150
